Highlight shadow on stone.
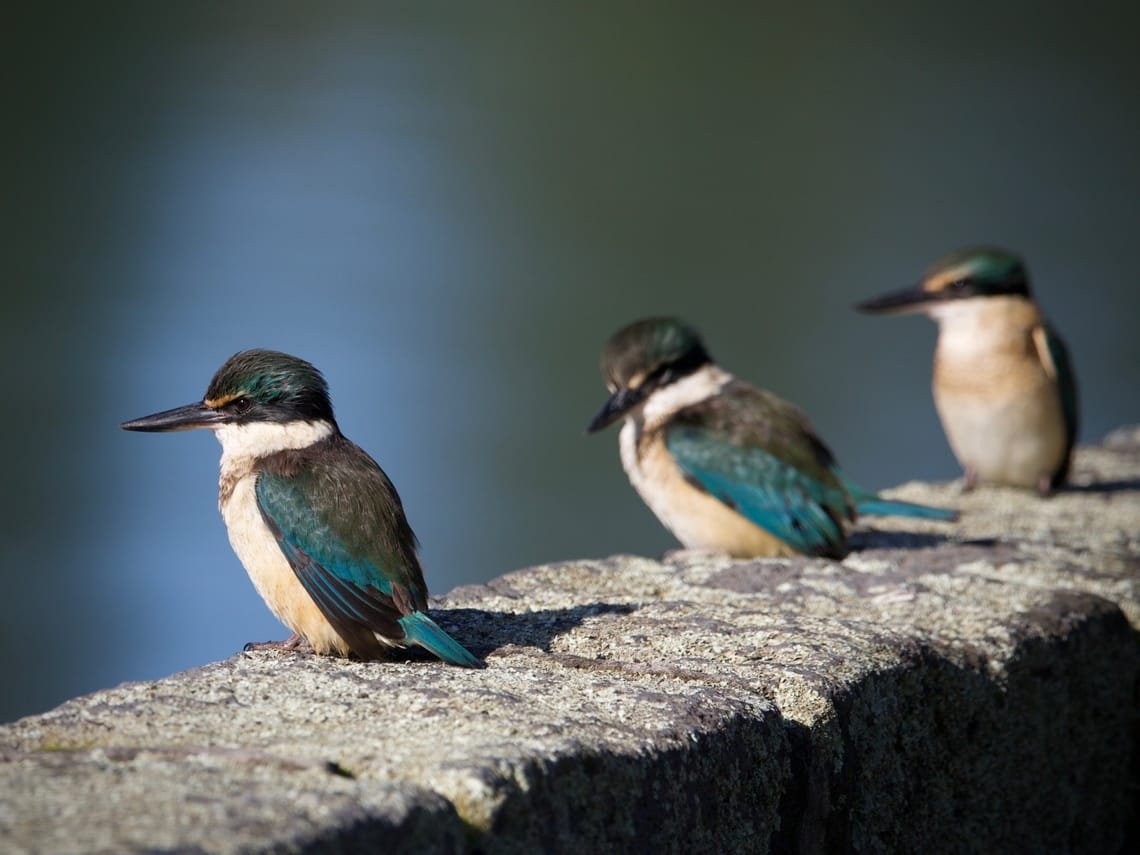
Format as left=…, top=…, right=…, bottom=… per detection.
left=238, top=603, right=639, bottom=666
left=429, top=603, right=638, bottom=659
left=847, top=529, right=956, bottom=551
left=471, top=705, right=787, bottom=854
left=1064, top=478, right=1140, bottom=494
left=772, top=598, right=1140, bottom=855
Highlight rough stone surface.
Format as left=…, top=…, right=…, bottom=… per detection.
left=2, top=429, right=1139, bottom=854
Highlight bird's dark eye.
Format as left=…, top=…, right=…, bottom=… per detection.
left=232, top=396, right=252, bottom=415
left=948, top=279, right=970, bottom=291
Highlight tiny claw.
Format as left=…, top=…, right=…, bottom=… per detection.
left=243, top=633, right=309, bottom=653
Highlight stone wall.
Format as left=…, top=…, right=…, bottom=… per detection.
left=3, top=429, right=1139, bottom=854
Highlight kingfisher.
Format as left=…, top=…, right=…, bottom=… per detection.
left=855, top=247, right=1078, bottom=495
left=586, top=318, right=957, bottom=559
left=121, top=349, right=482, bottom=667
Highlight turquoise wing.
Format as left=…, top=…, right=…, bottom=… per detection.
left=665, top=409, right=852, bottom=557
left=256, top=467, right=409, bottom=657
left=255, top=438, right=481, bottom=666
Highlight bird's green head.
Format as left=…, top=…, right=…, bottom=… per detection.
left=121, top=349, right=336, bottom=433
left=920, top=246, right=1030, bottom=300
left=587, top=317, right=711, bottom=433
left=204, top=350, right=333, bottom=424
left=856, top=246, right=1031, bottom=315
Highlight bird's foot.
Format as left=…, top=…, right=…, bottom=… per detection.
left=243, top=633, right=311, bottom=654
left=962, top=467, right=979, bottom=492
left=1036, top=474, right=1054, bottom=497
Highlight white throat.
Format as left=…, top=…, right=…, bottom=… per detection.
left=926, top=298, right=996, bottom=329
left=927, top=295, right=1037, bottom=357
left=638, top=363, right=733, bottom=431
left=214, top=419, right=335, bottom=470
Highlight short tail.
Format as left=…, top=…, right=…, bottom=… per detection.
left=854, top=497, right=958, bottom=521
left=841, top=475, right=958, bottom=521
left=399, top=611, right=484, bottom=668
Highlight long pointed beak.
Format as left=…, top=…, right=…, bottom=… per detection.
left=586, top=386, right=646, bottom=434
left=854, top=283, right=933, bottom=315
left=120, top=401, right=222, bottom=433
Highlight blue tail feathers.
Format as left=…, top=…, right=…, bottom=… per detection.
left=398, top=611, right=484, bottom=668
left=841, top=475, right=958, bottom=521
left=853, top=497, right=958, bottom=520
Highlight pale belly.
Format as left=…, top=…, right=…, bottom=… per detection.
left=934, top=359, right=1066, bottom=488
left=619, top=423, right=800, bottom=558
left=220, top=475, right=351, bottom=655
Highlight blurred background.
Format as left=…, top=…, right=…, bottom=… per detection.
left=3, top=2, right=1137, bottom=723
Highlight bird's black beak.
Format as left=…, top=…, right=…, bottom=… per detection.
left=120, top=401, right=223, bottom=433
left=586, top=386, right=646, bottom=434
left=854, top=283, right=933, bottom=315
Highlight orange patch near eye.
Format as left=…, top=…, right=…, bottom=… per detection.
left=924, top=270, right=964, bottom=293
left=205, top=391, right=246, bottom=409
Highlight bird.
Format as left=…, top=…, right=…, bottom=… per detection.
left=855, top=247, right=1078, bottom=495
left=121, top=349, right=483, bottom=667
left=586, top=317, right=957, bottom=559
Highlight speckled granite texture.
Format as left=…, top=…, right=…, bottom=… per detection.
left=3, top=429, right=1138, bottom=854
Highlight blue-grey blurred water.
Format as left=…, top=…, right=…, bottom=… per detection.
left=3, top=3, right=1137, bottom=723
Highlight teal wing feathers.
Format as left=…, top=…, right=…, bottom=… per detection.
left=664, top=383, right=854, bottom=557
left=255, top=436, right=481, bottom=666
